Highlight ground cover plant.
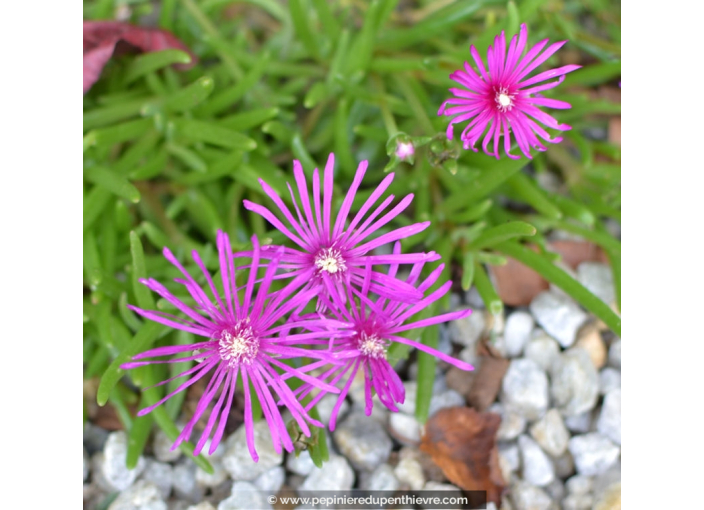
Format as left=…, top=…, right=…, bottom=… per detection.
left=83, top=0, right=621, bottom=477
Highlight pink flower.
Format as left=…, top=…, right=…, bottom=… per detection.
left=395, top=141, right=415, bottom=160
left=289, top=243, right=474, bottom=430
left=242, top=154, right=438, bottom=305
left=438, top=23, right=580, bottom=159
left=121, top=231, right=341, bottom=461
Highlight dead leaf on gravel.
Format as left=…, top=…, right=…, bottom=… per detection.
left=491, top=241, right=609, bottom=305
left=468, top=356, right=510, bottom=412
left=608, top=117, right=621, bottom=146
left=420, top=407, right=504, bottom=504
left=549, top=240, right=609, bottom=269
left=490, top=249, right=549, bottom=307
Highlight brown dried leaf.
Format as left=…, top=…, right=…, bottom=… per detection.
left=491, top=241, right=609, bottom=305
left=83, top=21, right=197, bottom=94
left=468, top=356, right=510, bottom=412
left=420, top=407, right=505, bottom=504
left=490, top=250, right=549, bottom=307
left=608, top=117, right=621, bottom=146
left=549, top=240, right=609, bottom=270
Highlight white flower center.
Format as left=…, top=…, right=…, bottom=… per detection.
left=495, top=87, right=515, bottom=112
left=314, top=248, right=347, bottom=275
left=357, top=333, right=388, bottom=360
left=217, top=321, right=258, bottom=366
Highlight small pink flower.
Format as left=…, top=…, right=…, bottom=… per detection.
left=395, top=141, right=415, bottom=160
left=438, top=23, right=580, bottom=159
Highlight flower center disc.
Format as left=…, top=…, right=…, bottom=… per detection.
left=495, top=87, right=515, bottom=112
left=314, top=247, right=347, bottom=275
left=217, top=321, right=258, bottom=366
left=357, top=333, right=387, bottom=360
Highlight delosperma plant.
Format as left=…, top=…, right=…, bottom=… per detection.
left=84, top=0, right=620, bottom=471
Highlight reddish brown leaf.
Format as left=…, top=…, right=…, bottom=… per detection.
left=420, top=407, right=505, bottom=504
left=83, top=21, right=197, bottom=94
left=491, top=241, right=609, bottom=305
left=490, top=247, right=549, bottom=306
left=549, top=240, right=609, bottom=270
left=468, top=356, right=510, bottom=412
left=608, top=117, right=621, bottom=146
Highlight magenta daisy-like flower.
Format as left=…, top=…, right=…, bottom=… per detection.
left=289, top=243, right=474, bottom=430
left=242, top=153, right=438, bottom=304
left=121, top=231, right=342, bottom=461
left=438, top=23, right=580, bottom=159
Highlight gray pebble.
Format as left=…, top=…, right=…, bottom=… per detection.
left=222, top=420, right=283, bottom=481
left=428, top=389, right=465, bottom=417
left=397, top=381, right=417, bottom=415
left=218, top=481, right=272, bottom=510
left=153, top=429, right=182, bottom=463
left=458, top=345, right=480, bottom=368
left=530, top=291, right=588, bottom=348
left=420, top=482, right=463, bottom=509
left=510, top=481, right=554, bottom=510
left=596, top=389, right=621, bottom=445
left=84, top=447, right=90, bottom=482
left=498, top=442, right=520, bottom=473
left=529, top=409, right=570, bottom=457
left=301, top=454, right=354, bottom=491
left=83, top=422, right=110, bottom=454
left=498, top=442, right=520, bottom=483
left=195, top=456, right=228, bottom=488
left=544, top=479, right=565, bottom=503
left=98, top=431, right=146, bottom=491
left=562, top=493, right=593, bottom=510
left=553, top=450, right=576, bottom=479
left=577, top=262, right=615, bottom=306
left=253, top=465, right=285, bottom=493
left=518, top=434, right=555, bottom=486
left=568, top=433, right=620, bottom=476
left=464, top=286, right=485, bottom=309
left=504, top=311, right=535, bottom=358
left=524, top=332, right=560, bottom=372
left=592, top=462, right=621, bottom=509
left=437, top=326, right=453, bottom=355
left=550, top=348, right=599, bottom=417
left=286, top=450, right=316, bottom=476
left=314, top=393, right=350, bottom=427
left=107, top=480, right=166, bottom=510
left=599, top=367, right=621, bottom=395
left=172, top=459, right=205, bottom=502
left=565, top=475, right=593, bottom=495
left=360, top=464, right=400, bottom=491
left=186, top=503, right=216, bottom=510
left=489, top=403, right=526, bottom=442
left=389, top=412, right=422, bottom=445
left=333, top=411, right=392, bottom=471
left=564, top=411, right=592, bottom=434
left=140, top=460, right=173, bottom=499
left=500, top=358, right=549, bottom=421
left=608, top=340, right=621, bottom=368
left=448, top=308, right=485, bottom=347
left=394, top=448, right=425, bottom=490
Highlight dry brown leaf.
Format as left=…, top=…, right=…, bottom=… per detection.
left=608, top=117, right=621, bottom=146
left=420, top=407, right=505, bottom=504
left=491, top=241, right=609, bottom=305
left=490, top=252, right=549, bottom=306
left=468, top=356, right=510, bottom=412
left=549, top=240, right=609, bottom=269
